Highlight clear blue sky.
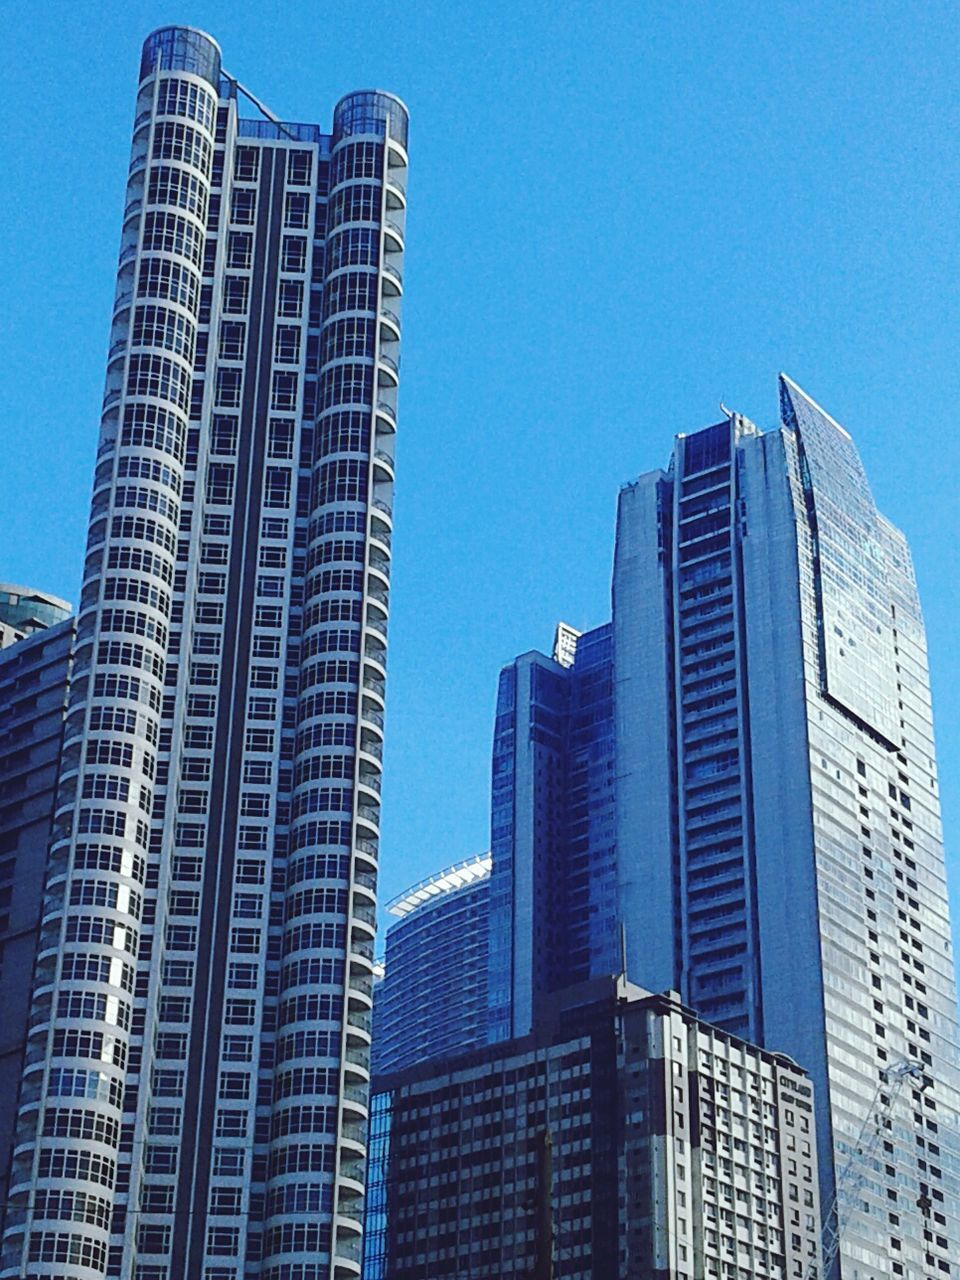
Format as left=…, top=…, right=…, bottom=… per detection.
left=3, top=1, right=959, bottom=953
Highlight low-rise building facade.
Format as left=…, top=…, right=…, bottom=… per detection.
left=365, top=977, right=821, bottom=1280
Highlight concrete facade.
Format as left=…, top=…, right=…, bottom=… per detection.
left=1, top=26, right=408, bottom=1280
left=366, top=978, right=821, bottom=1280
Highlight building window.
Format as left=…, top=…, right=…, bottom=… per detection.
left=271, top=371, right=298, bottom=411
left=284, top=191, right=311, bottom=228
left=223, top=276, right=249, bottom=314
left=231, top=188, right=256, bottom=224
left=281, top=236, right=307, bottom=272
left=278, top=279, right=303, bottom=317
left=275, top=325, right=301, bottom=364
left=227, top=232, right=253, bottom=269
left=234, top=146, right=259, bottom=181
left=215, top=368, right=242, bottom=408
left=287, top=150, right=312, bottom=185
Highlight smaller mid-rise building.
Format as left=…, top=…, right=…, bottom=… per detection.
left=0, top=613, right=74, bottom=1220
left=372, top=853, right=491, bottom=1075
left=0, top=583, right=71, bottom=650
left=365, top=976, right=821, bottom=1280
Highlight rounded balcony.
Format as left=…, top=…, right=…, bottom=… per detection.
left=369, top=521, right=391, bottom=560
left=363, top=668, right=386, bottom=703
left=375, top=399, right=397, bottom=436
left=107, top=336, right=129, bottom=364
left=355, top=839, right=381, bottom=880
left=385, top=176, right=406, bottom=210
left=341, top=1088, right=369, bottom=1123
left=376, top=353, right=399, bottom=389
left=383, top=218, right=404, bottom=253
left=353, top=851, right=377, bottom=887
left=372, top=447, right=395, bottom=482
left=356, top=801, right=380, bottom=841
left=387, top=136, right=409, bottom=169
left=370, top=495, right=393, bottom=525
left=364, top=586, right=389, bottom=629
left=346, top=984, right=373, bottom=1016
left=367, top=560, right=390, bottom=593
left=381, top=260, right=403, bottom=296
left=379, top=308, right=401, bottom=342
left=332, top=1256, right=362, bottom=1279
left=357, top=777, right=380, bottom=810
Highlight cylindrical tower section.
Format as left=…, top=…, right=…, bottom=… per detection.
left=0, top=28, right=219, bottom=1280
left=266, top=92, right=407, bottom=1280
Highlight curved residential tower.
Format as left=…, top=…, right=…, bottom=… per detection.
left=0, top=27, right=407, bottom=1280
left=372, top=853, right=492, bottom=1075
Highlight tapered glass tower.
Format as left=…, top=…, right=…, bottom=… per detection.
left=0, top=27, right=407, bottom=1280
left=615, top=378, right=959, bottom=1279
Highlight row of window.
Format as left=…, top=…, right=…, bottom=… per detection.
left=328, top=184, right=380, bottom=228
left=137, top=253, right=201, bottom=313
left=332, top=140, right=383, bottom=185
left=132, top=302, right=197, bottom=360
left=113, top=479, right=181, bottom=526
left=64, top=911, right=137, bottom=954
left=214, top=366, right=300, bottom=412
left=47, top=1066, right=124, bottom=1108
left=28, top=1229, right=107, bottom=1269
left=147, top=163, right=208, bottom=221
left=325, top=267, right=378, bottom=316
left=103, top=574, right=171, bottom=616
left=153, top=120, right=213, bottom=175
left=155, top=78, right=216, bottom=132
left=142, top=209, right=204, bottom=268
left=127, top=350, right=192, bottom=412
left=91, top=670, right=162, bottom=716
left=61, top=949, right=134, bottom=990
left=99, top=603, right=169, bottom=647
left=120, top=401, right=186, bottom=464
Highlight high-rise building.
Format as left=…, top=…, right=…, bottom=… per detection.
left=0, top=583, right=71, bottom=649
left=372, top=853, right=490, bottom=1075
left=1, top=25, right=408, bottom=1280
left=616, top=378, right=959, bottom=1278
left=365, top=976, right=822, bottom=1280
left=0, top=615, right=74, bottom=1222
left=487, top=621, right=618, bottom=1041
left=493, top=376, right=960, bottom=1278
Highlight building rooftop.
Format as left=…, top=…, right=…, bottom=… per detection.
left=387, top=852, right=492, bottom=919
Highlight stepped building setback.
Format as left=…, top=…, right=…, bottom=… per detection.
left=1, top=25, right=408, bottom=1280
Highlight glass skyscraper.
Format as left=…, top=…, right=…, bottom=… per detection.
left=615, top=378, right=960, bottom=1278
left=493, top=377, right=959, bottom=1279
left=1, top=26, right=407, bottom=1280
left=487, top=623, right=618, bottom=1041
